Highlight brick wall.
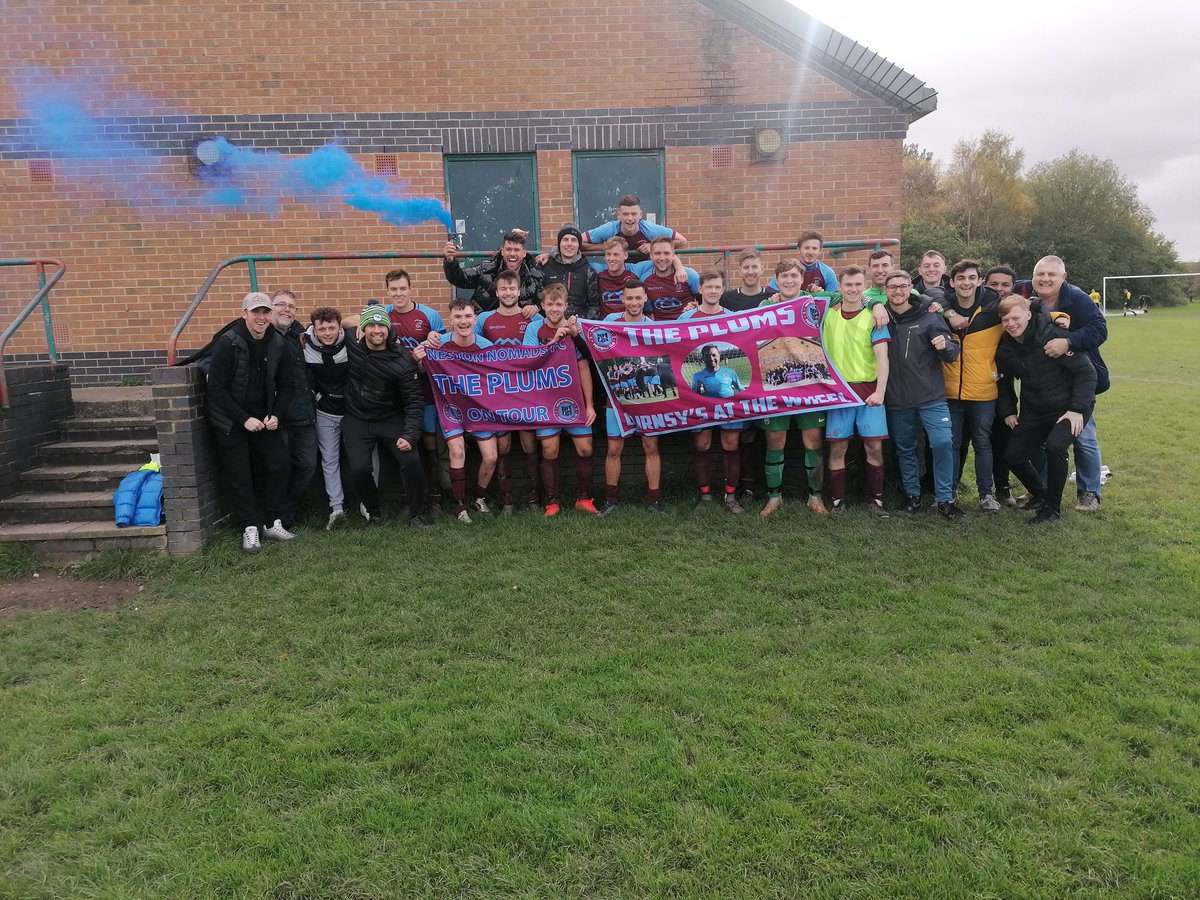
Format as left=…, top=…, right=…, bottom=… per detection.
left=0, top=364, right=73, bottom=497
left=150, top=365, right=225, bottom=555
left=2, top=0, right=911, bottom=384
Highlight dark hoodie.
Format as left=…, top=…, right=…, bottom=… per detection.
left=303, top=324, right=349, bottom=416
left=540, top=250, right=599, bottom=319
left=995, top=300, right=1096, bottom=420
left=884, top=296, right=960, bottom=410
left=205, top=319, right=294, bottom=436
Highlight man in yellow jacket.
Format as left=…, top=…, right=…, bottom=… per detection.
left=940, top=260, right=1004, bottom=512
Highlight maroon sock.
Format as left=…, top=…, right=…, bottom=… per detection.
left=574, top=455, right=593, bottom=500
left=723, top=448, right=741, bottom=493
left=648, top=488, right=662, bottom=503
left=450, top=465, right=466, bottom=511
left=695, top=449, right=711, bottom=492
left=541, top=457, right=561, bottom=504
left=829, top=466, right=847, bottom=504
left=606, top=483, right=619, bottom=503
left=865, top=462, right=885, bottom=504
left=497, top=453, right=513, bottom=504
left=524, top=448, right=542, bottom=502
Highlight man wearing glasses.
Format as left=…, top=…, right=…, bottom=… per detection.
left=270, top=289, right=319, bottom=529
left=881, top=271, right=963, bottom=519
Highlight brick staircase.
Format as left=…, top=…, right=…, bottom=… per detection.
left=0, top=386, right=167, bottom=563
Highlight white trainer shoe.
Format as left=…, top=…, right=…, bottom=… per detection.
left=242, top=526, right=261, bottom=554
left=262, top=519, right=297, bottom=542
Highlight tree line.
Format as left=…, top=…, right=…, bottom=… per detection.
left=901, top=131, right=1188, bottom=305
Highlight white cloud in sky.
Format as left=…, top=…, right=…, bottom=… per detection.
left=787, top=0, right=1200, bottom=259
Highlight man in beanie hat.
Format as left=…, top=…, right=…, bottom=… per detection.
left=340, top=305, right=429, bottom=528
left=206, top=292, right=296, bottom=553
left=538, top=224, right=599, bottom=320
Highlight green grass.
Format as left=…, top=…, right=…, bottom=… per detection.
left=2, top=308, right=1199, bottom=898
left=0, top=544, right=38, bottom=580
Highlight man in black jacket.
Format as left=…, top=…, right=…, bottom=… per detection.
left=882, top=271, right=963, bottom=519
left=536, top=224, right=600, bottom=320
left=270, top=290, right=318, bottom=528
left=443, top=229, right=543, bottom=312
left=341, top=305, right=430, bottom=528
left=206, top=292, right=296, bottom=553
left=996, top=294, right=1097, bottom=524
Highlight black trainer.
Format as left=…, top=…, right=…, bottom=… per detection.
left=936, top=501, right=966, bottom=520
left=1028, top=506, right=1062, bottom=525
left=895, top=495, right=922, bottom=515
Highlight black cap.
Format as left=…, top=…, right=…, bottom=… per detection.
left=557, top=224, right=583, bottom=245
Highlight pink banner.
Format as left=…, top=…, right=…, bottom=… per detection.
left=580, top=297, right=862, bottom=436
left=423, top=340, right=588, bottom=433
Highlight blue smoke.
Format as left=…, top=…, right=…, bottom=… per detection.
left=9, top=69, right=453, bottom=230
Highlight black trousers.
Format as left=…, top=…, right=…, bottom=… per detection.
left=341, top=414, right=427, bottom=518
left=213, top=426, right=290, bottom=529
left=1006, top=410, right=1088, bottom=513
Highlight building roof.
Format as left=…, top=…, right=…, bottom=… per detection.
left=698, top=0, right=938, bottom=121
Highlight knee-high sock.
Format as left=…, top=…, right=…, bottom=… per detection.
left=450, top=465, right=466, bottom=511
left=723, top=448, right=741, bottom=493
left=422, top=446, right=441, bottom=500
left=541, top=457, right=561, bottom=504
left=497, top=452, right=514, bottom=504
left=828, top=467, right=847, bottom=503
left=695, top=448, right=711, bottom=492
left=574, top=455, right=593, bottom=500
left=865, top=463, right=885, bottom=504
left=804, top=447, right=824, bottom=496
left=739, top=441, right=757, bottom=491
left=765, top=448, right=785, bottom=497
left=524, top=447, right=542, bottom=501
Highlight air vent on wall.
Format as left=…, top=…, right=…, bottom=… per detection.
left=374, top=154, right=398, bottom=176
left=710, top=146, right=733, bottom=169
left=29, top=159, right=54, bottom=184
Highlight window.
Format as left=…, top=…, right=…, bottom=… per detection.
left=444, top=154, right=540, bottom=252
left=572, top=151, right=666, bottom=231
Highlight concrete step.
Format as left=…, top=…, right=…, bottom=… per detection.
left=39, top=439, right=158, bottom=467
left=71, top=386, right=155, bottom=418
left=59, top=416, right=157, bottom=442
left=0, top=521, right=166, bottom=563
left=0, top=491, right=114, bottom=525
left=19, top=463, right=133, bottom=493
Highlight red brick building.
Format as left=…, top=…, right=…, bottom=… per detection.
left=1, top=0, right=935, bottom=383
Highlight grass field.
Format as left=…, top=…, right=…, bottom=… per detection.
left=2, top=306, right=1199, bottom=898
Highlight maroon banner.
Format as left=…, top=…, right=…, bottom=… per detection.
left=422, top=340, right=588, bottom=433
left=580, top=297, right=861, bottom=436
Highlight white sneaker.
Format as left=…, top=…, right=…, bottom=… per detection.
left=326, top=509, right=346, bottom=531
left=359, top=502, right=370, bottom=521
left=262, top=519, right=297, bottom=542
left=1100, top=465, right=1112, bottom=485
left=979, top=493, right=1002, bottom=513
left=472, top=496, right=491, bottom=514
left=242, top=526, right=261, bottom=554
left=456, top=509, right=473, bottom=524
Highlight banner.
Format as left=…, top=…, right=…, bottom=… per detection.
left=580, top=297, right=862, bottom=436
left=423, top=340, right=588, bottom=434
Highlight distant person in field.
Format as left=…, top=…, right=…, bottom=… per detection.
left=995, top=294, right=1097, bottom=524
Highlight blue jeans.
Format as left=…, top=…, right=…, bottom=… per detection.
left=889, top=401, right=955, bottom=503
left=1073, top=415, right=1102, bottom=497
left=948, top=399, right=995, bottom=496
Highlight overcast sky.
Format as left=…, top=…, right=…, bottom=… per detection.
left=792, top=0, right=1200, bottom=261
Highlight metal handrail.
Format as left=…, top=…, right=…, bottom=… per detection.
left=0, top=258, right=66, bottom=409
left=166, top=240, right=898, bottom=365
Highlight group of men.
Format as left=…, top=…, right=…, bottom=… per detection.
left=205, top=193, right=1109, bottom=551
